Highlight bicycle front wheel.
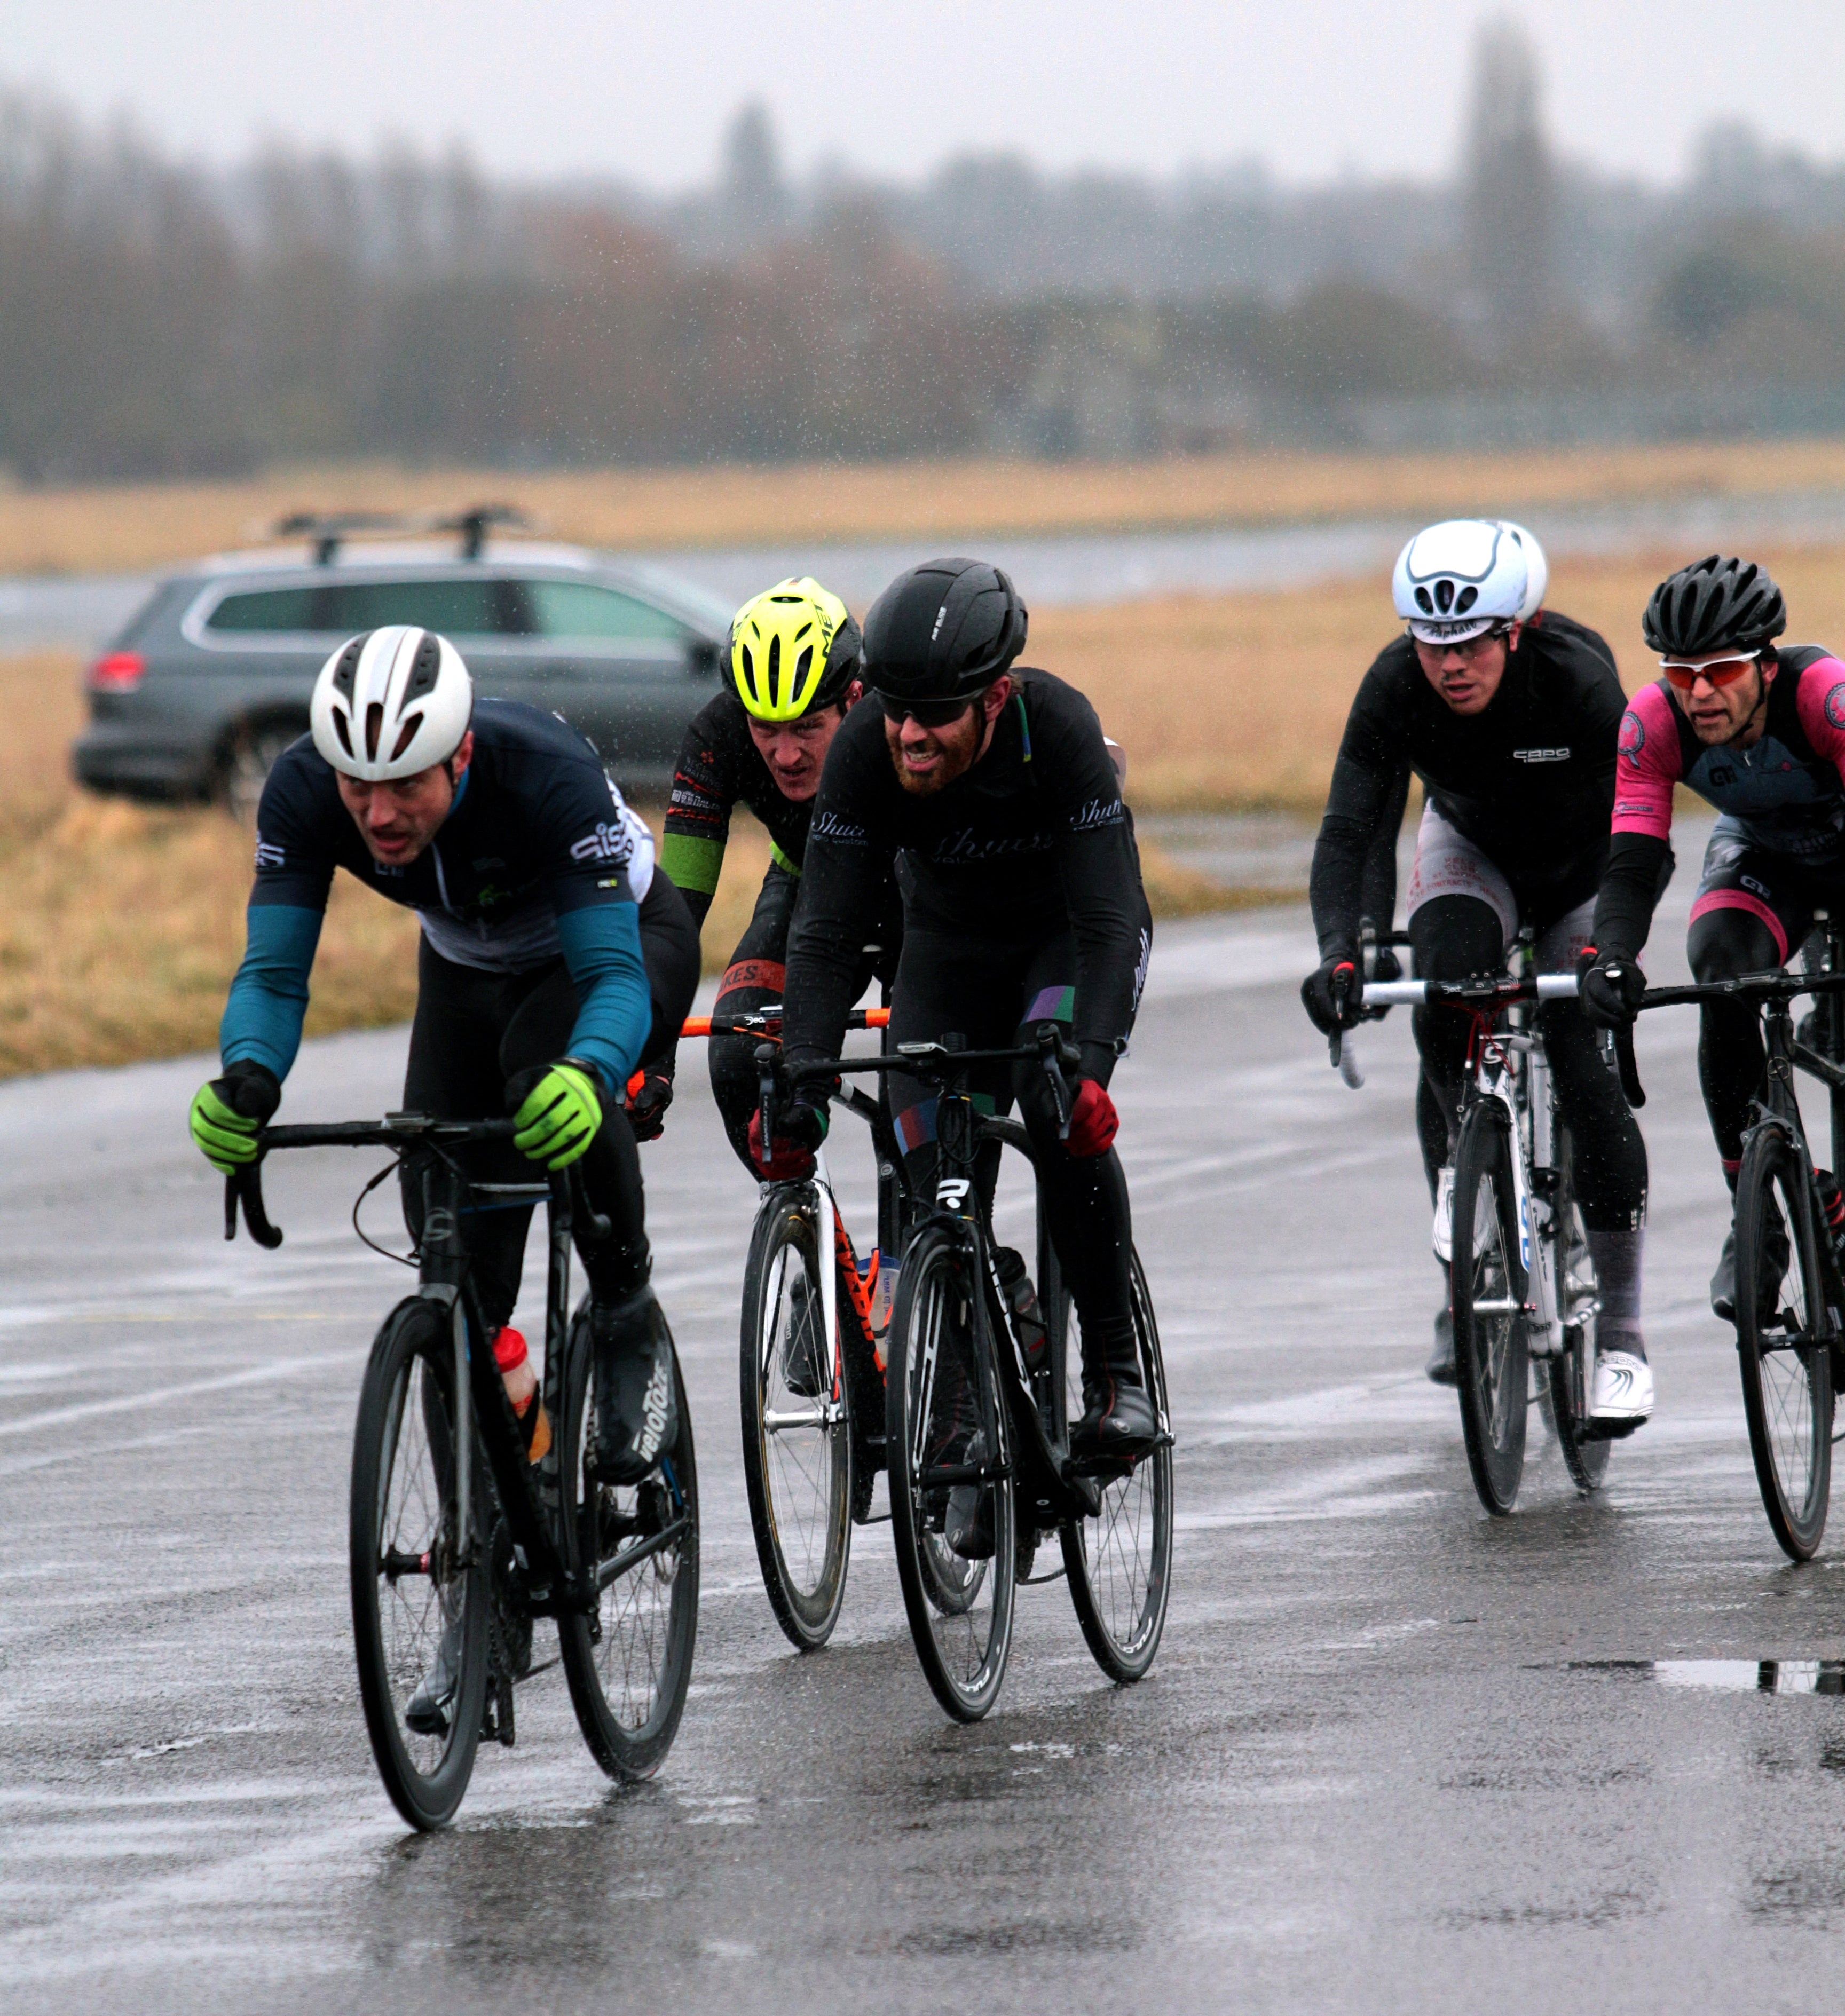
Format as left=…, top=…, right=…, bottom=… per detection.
left=1548, top=1148, right=1611, bottom=1495
left=886, top=1223, right=1016, bottom=1721
left=349, top=1296, right=487, bottom=1831
left=558, top=1303, right=700, bottom=1778
left=739, top=1192, right=851, bottom=1650
left=1060, top=1249, right=1173, bottom=1683
left=1736, top=1124, right=1833, bottom=1560
left=1451, top=1100, right=1530, bottom=1516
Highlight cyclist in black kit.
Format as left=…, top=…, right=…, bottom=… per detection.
left=187, top=626, right=700, bottom=1484
left=776, top=558, right=1157, bottom=1466
left=656, top=577, right=899, bottom=1173
left=1302, top=520, right=1654, bottom=1422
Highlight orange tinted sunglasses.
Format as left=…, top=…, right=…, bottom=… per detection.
left=1661, top=653, right=1757, bottom=691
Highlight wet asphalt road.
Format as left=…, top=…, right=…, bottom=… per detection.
left=7, top=873, right=1845, bottom=2013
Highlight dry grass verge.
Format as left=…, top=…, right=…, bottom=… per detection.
left=6, top=438, right=1845, bottom=576
left=13, top=537, right=1845, bottom=1078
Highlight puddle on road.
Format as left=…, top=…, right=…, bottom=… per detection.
left=1569, top=1659, right=1845, bottom=1695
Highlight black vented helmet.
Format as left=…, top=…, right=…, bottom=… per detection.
left=860, top=558, right=1028, bottom=703
left=1642, top=555, right=1787, bottom=658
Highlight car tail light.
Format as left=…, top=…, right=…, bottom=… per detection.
left=88, top=651, right=145, bottom=693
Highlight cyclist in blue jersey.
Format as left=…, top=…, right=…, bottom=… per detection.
left=187, top=626, right=700, bottom=1482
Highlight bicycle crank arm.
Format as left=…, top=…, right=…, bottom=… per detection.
left=916, top=1459, right=1010, bottom=1490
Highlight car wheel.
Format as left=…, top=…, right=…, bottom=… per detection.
left=221, top=719, right=307, bottom=821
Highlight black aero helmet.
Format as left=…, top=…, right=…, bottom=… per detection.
left=860, top=558, right=1028, bottom=703
left=1642, top=555, right=1787, bottom=658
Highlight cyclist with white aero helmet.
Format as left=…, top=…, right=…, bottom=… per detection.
left=187, top=627, right=701, bottom=1505
left=656, top=577, right=900, bottom=1175
left=1300, top=521, right=1657, bottom=1425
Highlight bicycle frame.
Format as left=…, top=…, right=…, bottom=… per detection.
left=224, top=1117, right=609, bottom=1619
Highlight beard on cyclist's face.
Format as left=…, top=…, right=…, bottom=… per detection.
left=1672, top=656, right=1773, bottom=746
left=883, top=677, right=1011, bottom=796
left=335, top=733, right=473, bottom=865
left=1412, top=625, right=1518, bottom=716
left=745, top=685, right=857, bottom=803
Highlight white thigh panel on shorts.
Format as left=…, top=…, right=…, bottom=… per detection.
left=1404, top=802, right=1592, bottom=975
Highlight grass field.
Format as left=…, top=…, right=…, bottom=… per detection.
left=13, top=539, right=1845, bottom=1079
left=4, top=438, right=1845, bottom=576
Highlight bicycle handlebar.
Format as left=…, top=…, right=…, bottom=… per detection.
left=679, top=1005, right=887, bottom=1041
left=221, top=1112, right=611, bottom=1250
left=1359, top=973, right=1580, bottom=1008
left=1597, top=964, right=1845, bottom=1107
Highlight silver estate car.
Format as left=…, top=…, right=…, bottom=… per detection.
left=74, top=516, right=732, bottom=812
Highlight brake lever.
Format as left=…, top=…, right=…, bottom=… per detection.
left=755, top=1039, right=780, bottom=1160
left=1613, top=1025, right=1646, bottom=1109
left=567, top=1165, right=612, bottom=1244
left=1037, top=1025, right=1073, bottom=1141
left=224, top=1159, right=284, bottom=1249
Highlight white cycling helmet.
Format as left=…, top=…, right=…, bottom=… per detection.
left=311, top=626, right=473, bottom=781
left=1494, top=520, right=1548, bottom=621
left=1392, top=519, right=1530, bottom=645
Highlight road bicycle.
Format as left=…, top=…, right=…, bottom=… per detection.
left=678, top=1002, right=898, bottom=1650
left=775, top=1026, right=1174, bottom=1721
left=1620, top=912, right=1845, bottom=1561
left=222, top=1114, right=698, bottom=1829
left=1334, top=932, right=1612, bottom=1515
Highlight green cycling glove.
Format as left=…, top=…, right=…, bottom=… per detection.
left=514, top=1062, right=603, bottom=1169
left=189, top=1061, right=281, bottom=1173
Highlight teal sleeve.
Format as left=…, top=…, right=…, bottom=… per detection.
left=556, top=902, right=651, bottom=1089
left=220, top=904, right=324, bottom=1080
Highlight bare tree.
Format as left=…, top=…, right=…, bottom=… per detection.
left=1462, top=17, right=1558, bottom=333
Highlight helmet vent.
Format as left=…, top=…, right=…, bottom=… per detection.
left=1456, top=586, right=1478, bottom=613
left=365, top=702, right=383, bottom=763
left=333, top=638, right=363, bottom=699
left=403, top=634, right=444, bottom=702
left=1435, top=579, right=1455, bottom=613
left=390, top=713, right=423, bottom=763
left=1415, top=587, right=1433, bottom=613
left=794, top=645, right=814, bottom=689
left=767, top=634, right=781, bottom=707
left=332, top=709, right=354, bottom=759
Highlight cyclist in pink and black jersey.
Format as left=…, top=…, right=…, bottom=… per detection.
left=1582, top=554, right=1845, bottom=1317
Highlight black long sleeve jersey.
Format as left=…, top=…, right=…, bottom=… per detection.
left=1309, top=611, right=1626, bottom=963
left=782, top=669, right=1151, bottom=1086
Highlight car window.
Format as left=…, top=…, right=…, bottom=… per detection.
left=203, top=578, right=512, bottom=636
left=320, top=580, right=509, bottom=635
left=204, top=586, right=324, bottom=633
left=523, top=579, right=691, bottom=645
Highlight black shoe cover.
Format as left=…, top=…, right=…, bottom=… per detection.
left=591, top=1290, right=677, bottom=1485
left=1073, top=1366, right=1156, bottom=1460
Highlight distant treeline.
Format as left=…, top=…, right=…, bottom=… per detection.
left=3, top=65, right=1845, bottom=480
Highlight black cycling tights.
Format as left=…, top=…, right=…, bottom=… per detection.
left=400, top=877, right=701, bottom=1330
left=1686, top=904, right=1781, bottom=1171
left=1409, top=895, right=1647, bottom=1231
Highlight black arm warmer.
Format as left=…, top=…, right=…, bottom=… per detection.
left=1590, top=831, right=1671, bottom=962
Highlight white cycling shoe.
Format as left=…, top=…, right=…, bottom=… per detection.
left=1432, top=1165, right=1455, bottom=1264
left=1590, top=1348, right=1654, bottom=1426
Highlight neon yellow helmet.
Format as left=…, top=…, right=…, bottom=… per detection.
left=729, top=578, right=862, bottom=722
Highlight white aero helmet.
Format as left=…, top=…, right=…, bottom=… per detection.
left=311, top=626, right=473, bottom=781
left=1392, top=519, right=1530, bottom=645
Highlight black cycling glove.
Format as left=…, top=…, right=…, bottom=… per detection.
left=1300, top=955, right=1361, bottom=1034
left=1576, top=947, right=1648, bottom=1030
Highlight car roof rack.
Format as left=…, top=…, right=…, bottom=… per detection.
left=271, top=503, right=532, bottom=565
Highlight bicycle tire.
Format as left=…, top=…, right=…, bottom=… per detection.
left=1735, top=1124, right=1833, bottom=1561
left=1451, top=1100, right=1530, bottom=1516
left=1549, top=1147, right=1610, bottom=1494
left=557, top=1302, right=700, bottom=1778
left=739, top=1193, right=851, bottom=1650
left=1060, top=1249, right=1173, bottom=1683
left=886, top=1222, right=1016, bottom=1721
left=349, top=1295, right=487, bottom=1831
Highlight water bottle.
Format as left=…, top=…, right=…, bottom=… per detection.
left=994, top=1247, right=1047, bottom=1370
left=493, top=1326, right=552, bottom=1463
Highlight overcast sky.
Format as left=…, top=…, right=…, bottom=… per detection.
left=3, top=0, right=1842, bottom=189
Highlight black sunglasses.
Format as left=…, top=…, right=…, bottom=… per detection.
left=878, top=693, right=976, bottom=729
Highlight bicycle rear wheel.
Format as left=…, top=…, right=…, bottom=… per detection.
left=1059, top=1250, right=1173, bottom=1683
left=349, top=1296, right=487, bottom=1831
left=1451, top=1100, right=1530, bottom=1516
left=1736, top=1124, right=1833, bottom=1561
left=739, top=1192, right=851, bottom=1650
left=558, top=1303, right=700, bottom=1777
left=887, top=1223, right=1016, bottom=1721
left=1548, top=1154, right=1611, bottom=1494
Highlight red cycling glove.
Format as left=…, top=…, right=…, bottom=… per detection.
left=748, top=1102, right=826, bottom=1181
left=1066, top=1079, right=1118, bottom=1157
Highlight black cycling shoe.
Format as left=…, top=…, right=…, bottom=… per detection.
left=405, top=1617, right=462, bottom=1736
left=590, top=1288, right=677, bottom=1486
left=1711, top=1213, right=1789, bottom=1325
left=944, top=1429, right=996, bottom=1560
left=782, top=1270, right=825, bottom=1400
left=1071, top=1365, right=1156, bottom=1461
left=1426, top=1305, right=1457, bottom=1386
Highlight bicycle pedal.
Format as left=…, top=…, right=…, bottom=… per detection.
left=1580, top=1416, right=1644, bottom=1443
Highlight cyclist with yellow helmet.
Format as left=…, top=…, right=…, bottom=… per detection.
left=656, top=578, right=900, bottom=1171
